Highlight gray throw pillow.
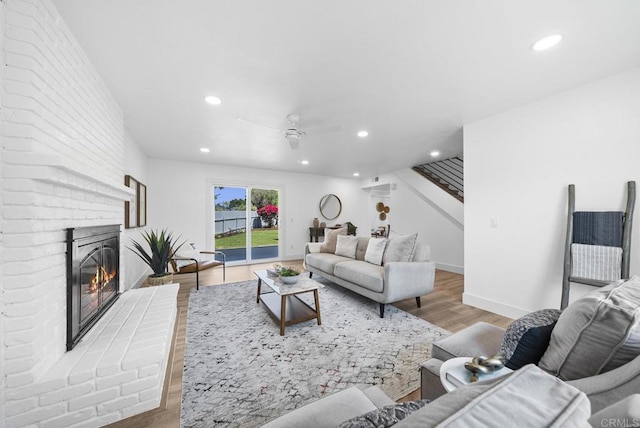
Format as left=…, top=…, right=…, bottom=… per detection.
left=335, top=235, right=358, bottom=258
left=382, top=233, right=417, bottom=264
left=538, top=276, right=640, bottom=381
left=320, top=227, right=347, bottom=253
left=499, top=309, right=562, bottom=370
left=364, top=238, right=387, bottom=265
left=338, top=400, right=430, bottom=428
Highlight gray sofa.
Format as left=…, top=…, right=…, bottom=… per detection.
left=262, top=364, right=613, bottom=427
left=261, top=385, right=395, bottom=428
left=420, top=321, right=640, bottom=414
left=261, top=277, right=640, bottom=427
left=304, top=237, right=435, bottom=317
left=262, top=361, right=639, bottom=427
left=421, top=276, right=640, bottom=414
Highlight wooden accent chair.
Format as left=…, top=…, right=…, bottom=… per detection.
left=170, top=250, right=226, bottom=290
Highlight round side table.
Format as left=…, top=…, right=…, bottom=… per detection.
left=439, top=357, right=473, bottom=392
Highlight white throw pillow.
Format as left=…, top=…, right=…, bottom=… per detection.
left=365, top=238, right=387, bottom=265
left=335, top=235, right=358, bottom=258
left=174, top=244, right=201, bottom=269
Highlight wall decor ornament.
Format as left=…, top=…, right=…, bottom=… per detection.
left=125, top=175, right=138, bottom=229
left=138, top=182, right=147, bottom=227
left=375, top=202, right=390, bottom=218
left=379, top=212, right=387, bottom=221
left=124, top=175, right=147, bottom=228
left=319, top=194, right=342, bottom=220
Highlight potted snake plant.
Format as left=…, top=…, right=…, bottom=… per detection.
left=129, top=229, right=185, bottom=286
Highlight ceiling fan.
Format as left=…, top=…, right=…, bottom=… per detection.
left=239, top=114, right=341, bottom=150
left=282, top=114, right=304, bottom=150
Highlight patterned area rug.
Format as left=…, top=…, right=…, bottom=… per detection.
left=181, top=278, right=449, bottom=428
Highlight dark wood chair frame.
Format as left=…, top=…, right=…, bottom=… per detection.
left=170, top=251, right=226, bottom=290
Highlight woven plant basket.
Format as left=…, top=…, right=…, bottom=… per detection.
left=147, top=273, right=173, bottom=286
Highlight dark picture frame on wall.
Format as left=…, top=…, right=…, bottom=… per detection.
left=137, top=182, right=147, bottom=227
left=124, top=175, right=138, bottom=229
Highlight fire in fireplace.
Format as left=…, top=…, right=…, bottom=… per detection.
left=67, top=225, right=120, bottom=351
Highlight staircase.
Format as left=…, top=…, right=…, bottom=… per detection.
left=412, top=157, right=464, bottom=202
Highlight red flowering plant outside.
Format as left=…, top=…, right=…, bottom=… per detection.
left=257, top=204, right=278, bottom=228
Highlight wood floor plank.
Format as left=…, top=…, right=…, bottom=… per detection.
left=107, top=263, right=512, bottom=427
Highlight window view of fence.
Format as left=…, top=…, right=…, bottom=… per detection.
left=214, top=186, right=279, bottom=262
left=215, top=211, right=260, bottom=236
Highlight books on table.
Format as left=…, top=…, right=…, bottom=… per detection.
left=446, top=363, right=513, bottom=388
left=446, top=363, right=472, bottom=388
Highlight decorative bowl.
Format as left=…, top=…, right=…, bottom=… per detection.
left=280, top=274, right=300, bottom=284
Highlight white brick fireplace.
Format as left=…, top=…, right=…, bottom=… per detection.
left=1, top=1, right=176, bottom=426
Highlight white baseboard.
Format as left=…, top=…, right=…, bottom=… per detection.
left=435, top=262, right=464, bottom=274
left=462, top=292, right=529, bottom=320
left=284, top=253, right=304, bottom=261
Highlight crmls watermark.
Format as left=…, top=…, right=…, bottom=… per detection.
left=600, top=419, right=640, bottom=428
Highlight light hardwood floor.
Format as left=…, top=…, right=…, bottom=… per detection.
left=108, top=262, right=512, bottom=428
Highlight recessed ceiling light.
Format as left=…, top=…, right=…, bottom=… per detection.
left=200, top=147, right=210, bottom=153
left=430, top=150, right=440, bottom=157
left=204, top=95, right=222, bottom=105
left=357, top=131, right=369, bottom=138
left=353, top=172, right=360, bottom=177
left=531, top=34, right=562, bottom=51
left=300, top=160, right=309, bottom=165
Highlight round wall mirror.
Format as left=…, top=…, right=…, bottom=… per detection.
left=319, top=194, right=342, bottom=220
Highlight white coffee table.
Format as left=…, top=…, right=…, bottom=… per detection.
left=254, top=270, right=322, bottom=336
left=440, top=357, right=513, bottom=392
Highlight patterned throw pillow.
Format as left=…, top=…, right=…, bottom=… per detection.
left=338, top=400, right=430, bottom=428
left=335, top=235, right=359, bottom=258
left=320, top=227, right=347, bottom=253
left=382, top=233, right=418, bottom=264
left=499, top=309, right=562, bottom=370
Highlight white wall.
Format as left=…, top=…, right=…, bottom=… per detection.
left=464, top=68, right=640, bottom=318
left=361, top=174, right=465, bottom=273
left=146, top=159, right=369, bottom=260
left=123, top=131, right=150, bottom=289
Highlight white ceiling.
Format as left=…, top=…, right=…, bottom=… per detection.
left=52, top=0, right=640, bottom=179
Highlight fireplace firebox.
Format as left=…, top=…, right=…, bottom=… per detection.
left=67, top=225, right=120, bottom=351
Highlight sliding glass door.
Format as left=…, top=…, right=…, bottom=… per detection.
left=213, top=186, right=279, bottom=263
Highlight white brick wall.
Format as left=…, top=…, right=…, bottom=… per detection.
left=1, top=1, right=171, bottom=426
left=1, top=0, right=7, bottom=424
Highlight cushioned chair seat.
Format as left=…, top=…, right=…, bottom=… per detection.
left=170, top=249, right=226, bottom=290
left=334, top=261, right=384, bottom=293
left=177, top=259, right=223, bottom=274
left=306, top=253, right=352, bottom=274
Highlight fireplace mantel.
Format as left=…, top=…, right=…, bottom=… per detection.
left=3, top=151, right=134, bottom=202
